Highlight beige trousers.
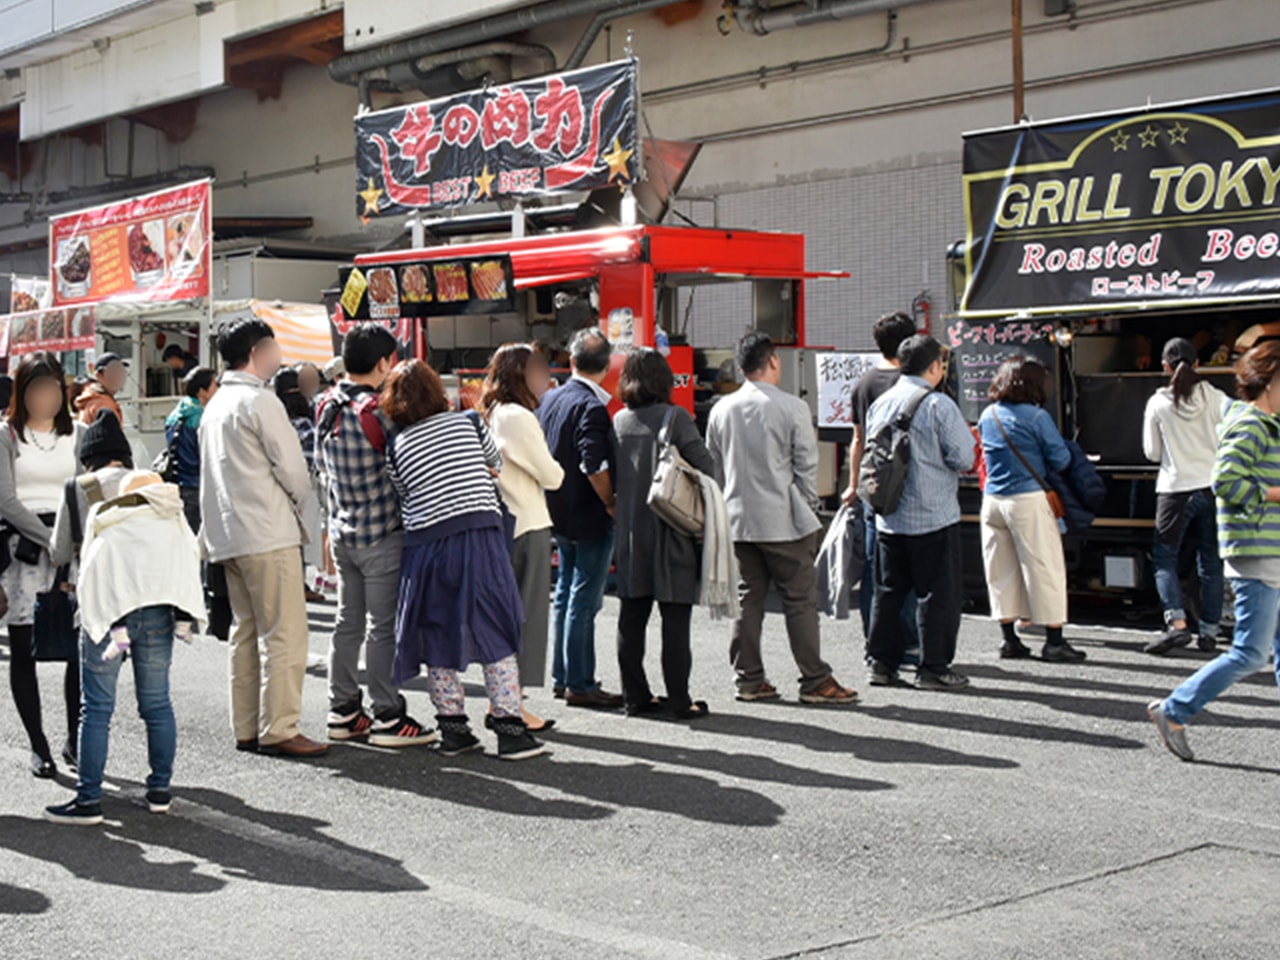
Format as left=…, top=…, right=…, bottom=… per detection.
left=980, top=492, right=1068, bottom=626
left=223, top=547, right=309, bottom=746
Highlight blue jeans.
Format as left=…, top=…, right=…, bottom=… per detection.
left=1164, top=577, right=1280, bottom=725
left=551, top=531, right=615, bottom=694
left=77, top=605, right=177, bottom=805
left=861, top=505, right=919, bottom=661
left=1152, top=489, right=1224, bottom=636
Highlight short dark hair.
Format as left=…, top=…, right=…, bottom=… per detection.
left=273, top=368, right=312, bottom=420
left=873, top=312, right=918, bottom=361
left=988, top=356, right=1048, bottom=405
left=569, top=327, right=611, bottom=375
left=217, top=317, right=275, bottom=370
left=343, top=322, right=399, bottom=375
left=382, top=359, right=451, bottom=427
left=1236, top=341, right=1280, bottom=401
left=898, top=335, right=943, bottom=378
left=618, top=348, right=674, bottom=408
left=184, top=366, right=216, bottom=398
left=9, top=352, right=73, bottom=441
left=162, top=344, right=187, bottom=361
left=737, top=331, right=775, bottom=376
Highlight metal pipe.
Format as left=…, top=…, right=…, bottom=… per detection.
left=738, top=0, right=935, bottom=35
left=565, top=0, right=679, bottom=69
left=330, top=0, right=675, bottom=86
left=1011, top=0, right=1025, bottom=122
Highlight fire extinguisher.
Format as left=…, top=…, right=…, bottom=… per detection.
left=912, top=291, right=932, bottom=336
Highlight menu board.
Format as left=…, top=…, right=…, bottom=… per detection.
left=946, top=318, right=1058, bottom=422
left=3, top=306, right=96, bottom=358
left=815, top=352, right=880, bottom=431
left=340, top=256, right=514, bottom=320
left=9, top=275, right=52, bottom=313
left=49, top=181, right=211, bottom=307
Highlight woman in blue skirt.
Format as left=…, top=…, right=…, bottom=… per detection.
left=382, top=359, right=545, bottom=761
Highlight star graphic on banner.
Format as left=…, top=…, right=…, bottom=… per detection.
left=1167, top=121, right=1190, bottom=145
left=602, top=137, right=635, bottom=183
left=473, top=165, right=497, bottom=200
left=359, top=177, right=384, bottom=217
left=1138, top=124, right=1161, bottom=148
left=1109, top=128, right=1131, bottom=152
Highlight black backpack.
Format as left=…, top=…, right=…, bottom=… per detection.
left=857, top=388, right=931, bottom=515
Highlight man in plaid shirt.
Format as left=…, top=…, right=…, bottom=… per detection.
left=317, top=323, right=436, bottom=748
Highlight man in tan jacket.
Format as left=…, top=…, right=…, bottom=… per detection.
left=200, top=318, right=327, bottom=758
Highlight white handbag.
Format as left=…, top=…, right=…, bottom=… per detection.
left=647, top=407, right=706, bottom=539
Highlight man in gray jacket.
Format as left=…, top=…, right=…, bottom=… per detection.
left=707, top=332, right=858, bottom=706
left=200, top=318, right=327, bottom=758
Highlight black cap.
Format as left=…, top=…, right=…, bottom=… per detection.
left=94, top=352, right=128, bottom=373
left=79, top=410, right=132, bottom=468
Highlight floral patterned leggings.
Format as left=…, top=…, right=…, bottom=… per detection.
left=427, top=654, right=521, bottom=719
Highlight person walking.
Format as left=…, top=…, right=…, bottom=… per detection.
left=479, top=342, right=564, bottom=731
left=317, top=323, right=435, bottom=748
left=864, top=335, right=975, bottom=690
left=164, top=366, right=217, bottom=533
left=841, top=312, right=922, bottom=659
left=200, top=317, right=327, bottom=758
left=1142, top=337, right=1229, bottom=655
left=382, top=359, right=545, bottom=761
left=44, top=420, right=204, bottom=825
left=1150, top=342, right=1280, bottom=761
left=74, top=353, right=127, bottom=425
left=977, top=356, right=1085, bottom=663
left=537, top=328, right=624, bottom=709
left=613, top=348, right=715, bottom=719
left=0, top=352, right=84, bottom=777
left=707, top=331, right=857, bottom=705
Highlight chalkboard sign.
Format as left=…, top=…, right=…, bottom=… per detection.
left=945, top=318, right=1058, bottom=422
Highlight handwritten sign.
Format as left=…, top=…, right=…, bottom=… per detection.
left=816, top=352, right=880, bottom=430
left=947, top=319, right=1057, bottom=421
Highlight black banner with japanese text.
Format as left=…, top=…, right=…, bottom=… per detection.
left=354, top=60, right=638, bottom=217
left=961, top=89, right=1280, bottom=316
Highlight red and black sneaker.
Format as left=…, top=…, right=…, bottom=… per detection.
left=328, top=700, right=374, bottom=741
left=369, top=697, right=439, bottom=748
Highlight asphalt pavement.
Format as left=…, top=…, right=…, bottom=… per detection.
left=2, top=597, right=1279, bottom=959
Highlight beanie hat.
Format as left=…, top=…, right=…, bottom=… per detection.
left=79, top=409, right=132, bottom=468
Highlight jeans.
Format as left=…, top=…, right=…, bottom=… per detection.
left=1165, top=576, right=1280, bottom=725
left=860, top=505, right=919, bottom=658
left=77, top=605, right=177, bottom=805
left=551, top=530, right=615, bottom=694
left=1152, top=489, right=1224, bottom=636
left=329, top=531, right=402, bottom=715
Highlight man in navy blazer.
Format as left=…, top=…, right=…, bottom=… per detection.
left=537, top=327, right=624, bottom=709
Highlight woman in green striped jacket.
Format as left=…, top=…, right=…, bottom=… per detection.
left=1150, top=341, right=1280, bottom=762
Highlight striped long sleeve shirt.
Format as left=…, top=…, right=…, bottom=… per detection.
left=1213, top=401, right=1280, bottom=559
left=386, top=410, right=503, bottom=541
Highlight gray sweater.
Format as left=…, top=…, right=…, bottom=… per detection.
left=0, top=421, right=86, bottom=549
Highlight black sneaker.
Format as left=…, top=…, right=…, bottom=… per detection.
left=435, top=716, right=483, bottom=758
left=369, top=697, right=439, bottom=748
left=1041, top=642, right=1088, bottom=663
left=1144, top=629, right=1193, bottom=655
left=1197, top=635, right=1219, bottom=652
left=44, top=799, right=104, bottom=826
left=492, top=717, right=548, bottom=761
left=915, top=669, right=971, bottom=691
left=327, top=698, right=374, bottom=741
left=146, top=790, right=172, bottom=814
left=999, top=640, right=1033, bottom=660
left=868, top=661, right=906, bottom=687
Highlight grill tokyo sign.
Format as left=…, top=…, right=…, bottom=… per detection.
left=961, top=90, right=1280, bottom=315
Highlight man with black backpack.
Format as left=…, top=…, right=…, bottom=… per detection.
left=862, top=335, right=974, bottom=691
left=316, top=323, right=436, bottom=748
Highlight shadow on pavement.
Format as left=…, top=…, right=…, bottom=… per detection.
left=855, top=702, right=1145, bottom=750
left=319, top=743, right=788, bottom=826
left=0, top=815, right=225, bottom=894
left=962, top=664, right=1279, bottom=711
left=544, top=730, right=896, bottom=792
left=0, top=880, right=53, bottom=915
left=692, top=713, right=1021, bottom=767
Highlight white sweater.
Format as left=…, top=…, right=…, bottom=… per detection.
left=1142, top=380, right=1229, bottom=494
left=486, top=403, right=564, bottom=539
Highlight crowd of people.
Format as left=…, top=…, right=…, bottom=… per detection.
left=4, top=311, right=1280, bottom=825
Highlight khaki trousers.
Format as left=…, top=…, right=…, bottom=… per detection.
left=980, top=492, right=1068, bottom=626
left=223, top=547, right=309, bottom=746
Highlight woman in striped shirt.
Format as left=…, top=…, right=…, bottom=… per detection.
left=382, top=359, right=545, bottom=762
left=1150, top=341, right=1280, bottom=761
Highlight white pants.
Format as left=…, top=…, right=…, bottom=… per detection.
left=980, top=492, right=1068, bottom=626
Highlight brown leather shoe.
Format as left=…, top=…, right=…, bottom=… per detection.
left=257, top=734, right=330, bottom=757
left=799, top=677, right=860, bottom=705
left=564, top=688, right=624, bottom=709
